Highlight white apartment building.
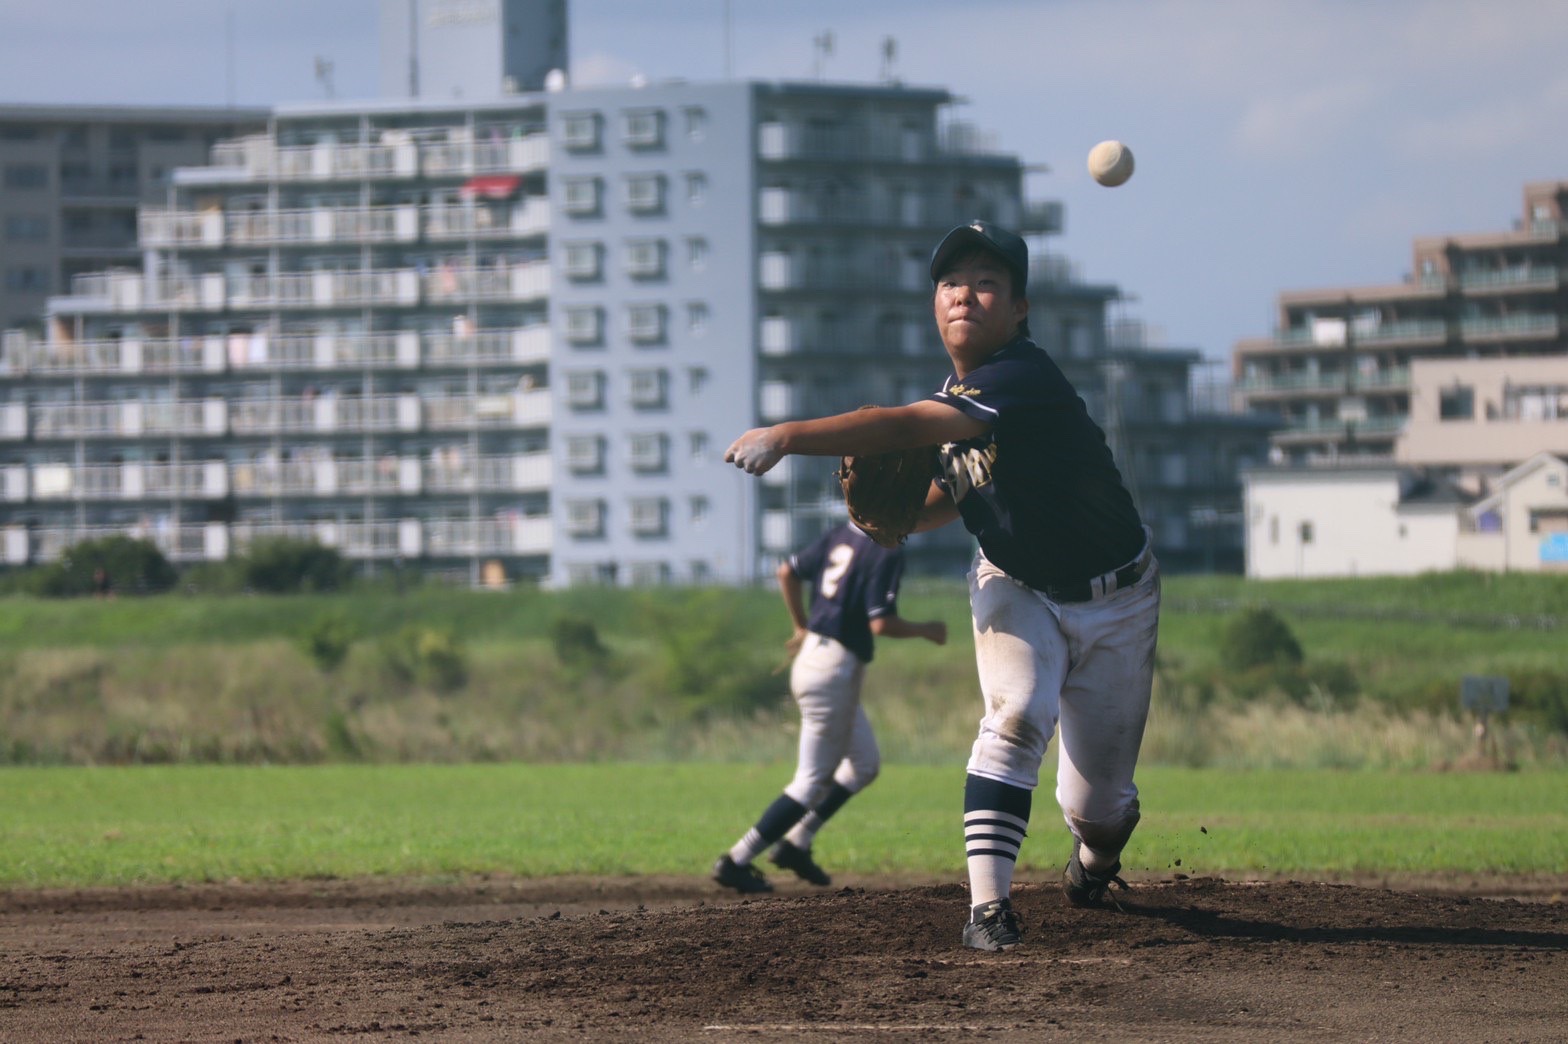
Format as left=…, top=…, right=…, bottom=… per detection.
left=2, top=1, right=1267, bottom=586
left=0, top=79, right=1030, bottom=586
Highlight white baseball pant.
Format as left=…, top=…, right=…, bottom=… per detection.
left=965, top=544, right=1161, bottom=850
left=783, top=633, right=880, bottom=808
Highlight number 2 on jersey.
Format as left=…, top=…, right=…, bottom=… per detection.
left=819, top=543, right=855, bottom=598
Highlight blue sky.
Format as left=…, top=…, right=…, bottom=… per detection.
left=3, top=0, right=1566, bottom=363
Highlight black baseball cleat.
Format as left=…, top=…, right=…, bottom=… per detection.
left=1062, top=839, right=1129, bottom=909
left=962, top=897, right=1023, bottom=951
left=712, top=855, right=773, bottom=894
left=770, top=840, right=831, bottom=886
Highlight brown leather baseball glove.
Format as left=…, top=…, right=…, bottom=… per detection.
left=837, top=410, right=939, bottom=548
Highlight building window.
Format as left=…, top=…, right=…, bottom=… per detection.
left=689, top=431, right=710, bottom=461
left=561, top=112, right=602, bottom=152
left=627, top=368, right=669, bottom=409
left=688, top=366, right=709, bottom=394
left=4, top=267, right=49, bottom=292
left=627, top=303, right=667, bottom=345
left=628, top=560, right=671, bottom=586
left=690, top=495, right=710, bottom=525
left=564, top=434, right=606, bottom=474
left=629, top=496, right=669, bottom=536
left=1269, top=516, right=1279, bottom=545
left=684, top=106, right=708, bottom=141
left=564, top=306, right=604, bottom=346
left=624, top=238, right=666, bottom=279
left=562, top=241, right=603, bottom=281
left=622, top=109, right=665, bottom=149
left=685, top=171, right=707, bottom=205
left=3, top=163, right=47, bottom=190
left=1439, top=385, right=1475, bottom=421
left=686, top=236, right=708, bottom=270
left=624, top=173, right=666, bottom=214
left=627, top=432, right=669, bottom=472
left=562, top=176, right=603, bottom=216
left=564, top=370, right=605, bottom=409
left=686, top=302, right=709, bottom=333
left=565, top=498, right=606, bottom=537
left=1298, top=521, right=1314, bottom=545
left=3, top=215, right=48, bottom=241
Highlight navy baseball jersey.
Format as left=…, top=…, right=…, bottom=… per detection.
left=928, top=334, right=1145, bottom=590
left=789, top=523, right=904, bottom=663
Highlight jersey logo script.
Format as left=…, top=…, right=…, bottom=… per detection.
left=940, top=440, right=998, bottom=501
left=945, top=384, right=982, bottom=397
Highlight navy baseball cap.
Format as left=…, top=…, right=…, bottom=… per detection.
left=929, top=220, right=1029, bottom=294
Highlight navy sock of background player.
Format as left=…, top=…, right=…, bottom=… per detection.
left=725, top=221, right=1161, bottom=946
left=713, top=518, right=947, bottom=892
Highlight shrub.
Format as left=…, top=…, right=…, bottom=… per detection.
left=1506, top=669, right=1568, bottom=734
left=1220, top=607, right=1303, bottom=671
left=376, top=625, right=467, bottom=692
left=302, top=613, right=355, bottom=673
left=239, top=537, right=353, bottom=594
left=641, top=589, right=783, bottom=719
left=25, top=536, right=176, bottom=598
left=550, top=615, right=608, bottom=669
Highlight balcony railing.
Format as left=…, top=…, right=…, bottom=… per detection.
left=1457, top=265, right=1559, bottom=292
left=1269, top=319, right=1448, bottom=350
left=201, top=133, right=549, bottom=183
left=1274, top=415, right=1406, bottom=439
left=1236, top=367, right=1411, bottom=396
left=11, top=391, right=549, bottom=441
left=140, top=198, right=550, bottom=248
left=2, top=326, right=548, bottom=376
left=58, top=263, right=549, bottom=313
left=1459, top=313, right=1560, bottom=340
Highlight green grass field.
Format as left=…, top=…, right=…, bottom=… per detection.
left=2, top=763, right=1563, bottom=889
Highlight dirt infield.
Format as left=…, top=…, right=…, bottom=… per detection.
left=2, top=872, right=1564, bottom=1042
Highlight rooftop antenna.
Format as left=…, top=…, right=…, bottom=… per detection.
left=880, top=36, right=898, bottom=82
left=314, top=56, right=336, bottom=100
left=812, top=30, right=834, bottom=80
left=408, top=0, right=420, bottom=98
left=723, top=0, right=733, bottom=78
left=225, top=3, right=236, bottom=107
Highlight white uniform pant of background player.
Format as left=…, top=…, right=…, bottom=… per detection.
left=966, top=549, right=1161, bottom=848
left=784, top=633, right=880, bottom=808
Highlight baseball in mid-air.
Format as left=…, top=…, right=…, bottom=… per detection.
left=1087, top=140, right=1135, bottom=187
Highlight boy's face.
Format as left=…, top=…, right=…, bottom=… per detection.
left=933, top=254, right=1028, bottom=360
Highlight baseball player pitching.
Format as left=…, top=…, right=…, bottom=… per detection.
left=713, top=518, right=947, bottom=894
left=725, top=220, right=1161, bottom=950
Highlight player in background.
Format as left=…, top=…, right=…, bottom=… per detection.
left=724, top=221, right=1161, bottom=950
left=712, top=520, right=948, bottom=894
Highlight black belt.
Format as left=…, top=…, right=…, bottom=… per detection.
left=1040, top=548, right=1151, bottom=604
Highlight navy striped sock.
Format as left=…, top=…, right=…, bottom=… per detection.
left=963, top=774, right=1032, bottom=908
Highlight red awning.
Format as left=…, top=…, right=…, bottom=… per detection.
left=460, top=174, right=522, bottom=200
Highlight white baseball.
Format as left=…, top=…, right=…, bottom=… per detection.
left=1088, top=140, right=1135, bottom=187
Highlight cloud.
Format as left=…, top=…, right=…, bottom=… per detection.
left=1233, top=79, right=1379, bottom=160
left=1395, top=74, right=1568, bottom=158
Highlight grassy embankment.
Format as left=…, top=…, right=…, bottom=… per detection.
left=2, top=571, right=1565, bottom=769
left=2, top=763, right=1564, bottom=889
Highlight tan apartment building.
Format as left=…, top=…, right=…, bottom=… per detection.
left=1399, top=355, right=1568, bottom=476
left=1233, top=180, right=1568, bottom=464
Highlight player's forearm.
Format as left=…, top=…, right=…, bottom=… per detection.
left=772, top=411, right=927, bottom=457
left=913, top=494, right=960, bottom=533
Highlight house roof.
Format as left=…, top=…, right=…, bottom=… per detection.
left=1469, top=452, right=1568, bottom=515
